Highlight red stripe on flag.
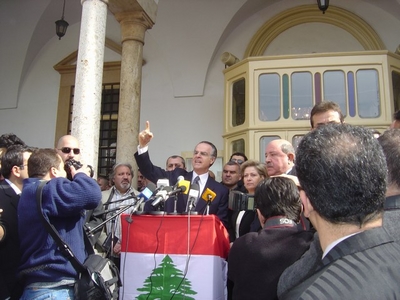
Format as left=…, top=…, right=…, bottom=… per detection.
left=120, top=214, right=230, bottom=258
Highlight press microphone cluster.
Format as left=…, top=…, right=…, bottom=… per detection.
left=151, top=176, right=190, bottom=207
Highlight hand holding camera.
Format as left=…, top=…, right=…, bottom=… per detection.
left=65, top=159, right=94, bottom=180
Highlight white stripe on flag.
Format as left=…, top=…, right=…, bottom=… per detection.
left=119, top=252, right=227, bottom=300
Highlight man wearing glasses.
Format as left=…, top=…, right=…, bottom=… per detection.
left=56, top=135, right=81, bottom=162
left=0, top=145, right=32, bottom=299
left=229, top=152, right=247, bottom=166
left=135, top=121, right=229, bottom=227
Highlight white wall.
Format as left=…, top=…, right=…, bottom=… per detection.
left=1, top=0, right=400, bottom=169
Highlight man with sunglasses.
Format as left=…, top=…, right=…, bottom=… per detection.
left=55, top=135, right=103, bottom=247
left=56, top=135, right=81, bottom=162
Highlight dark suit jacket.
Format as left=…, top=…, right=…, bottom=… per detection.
left=228, top=225, right=313, bottom=300
left=280, top=227, right=400, bottom=300
left=277, top=195, right=400, bottom=298
left=135, top=151, right=229, bottom=227
left=0, top=180, right=21, bottom=299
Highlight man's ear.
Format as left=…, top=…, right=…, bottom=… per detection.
left=50, top=167, right=58, bottom=178
left=256, top=208, right=266, bottom=226
left=11, top=166, right=21, bottom=178
left=300, top=190, right=313, bottom=218
left=288, top=153, right=295, bottom=163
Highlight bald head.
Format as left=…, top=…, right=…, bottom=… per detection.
left=265, top=139, right=295, bottom=176
left=56, top=135, right=81, bottom=162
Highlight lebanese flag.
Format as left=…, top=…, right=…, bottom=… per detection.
left=120, top=214, right=230, bottom=300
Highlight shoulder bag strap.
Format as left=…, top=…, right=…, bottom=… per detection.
left=35, top=180, right=86, bottom=273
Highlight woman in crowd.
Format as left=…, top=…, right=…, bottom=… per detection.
left=228, top=160, right=266, bottom=243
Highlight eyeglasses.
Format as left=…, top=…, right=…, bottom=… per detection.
left=230, top=158, right=244, bottom=165
left=59, top=147, right=80, bottom=155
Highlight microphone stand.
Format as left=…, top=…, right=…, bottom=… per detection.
left=168, top=194, right=180, bottom=215
left=103, top=193, right=137, bottom=210
left=86, top=198, right=145, bottom=244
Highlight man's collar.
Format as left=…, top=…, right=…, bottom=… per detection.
left=4, top=178, right=21, bottom=195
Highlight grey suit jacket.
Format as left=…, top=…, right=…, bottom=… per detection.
left=280, top=226, right=400, bottom=300
left=278, top=195, right=400, bottom=297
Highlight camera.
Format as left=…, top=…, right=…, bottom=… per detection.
left=65, top=159, right=94, bottom=180
left=65, top=159, right=83, bottom=180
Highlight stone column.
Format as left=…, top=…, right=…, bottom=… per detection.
left=114, top=11, right=154, bottom=165
left=72, top=0, right=108, bottom=171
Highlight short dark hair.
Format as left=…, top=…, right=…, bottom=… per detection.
left=310, top=101, right=344, bottom=128
left=378, top=129, right=400, bottom=189
left=1, top=145, right=31, bottom=179
left=166, top=155, right=186, bottom=168
left=296, top=124, right=386, bottom=226
left=196, top=141, right=217, bottom=159
left=28, top=148, right=63, bottom=178
left=225, top=160, right=240, bottom=168
left=255, top=177, right=302, bottom=222
left=0, top=133, right=27, bottom=148
left=229, top=152, right=248, bottom=162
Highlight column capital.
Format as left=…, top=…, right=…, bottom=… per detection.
left=115, top=11, right=154, bottom=44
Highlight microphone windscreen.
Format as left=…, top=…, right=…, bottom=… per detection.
left=156, top=178, right=170, bottom=189
left=188, top=183, right=200, bottom=199
left=140, top=182, right=156, bottom=200
left=201, top=188, right=216, bottom=202
left=177, top=175, right=184, bottom=182
left=178, top=179, right=190, bottom=195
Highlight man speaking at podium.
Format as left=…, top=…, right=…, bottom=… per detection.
left=134, top=121, right=229, bottom=227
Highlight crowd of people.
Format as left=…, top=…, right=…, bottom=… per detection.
left=1, top=101, right=400, bottom=299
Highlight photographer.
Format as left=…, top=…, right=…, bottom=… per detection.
left=56, top=135, right=102, bottom=246
left=18, top=148, right=101, bottom=299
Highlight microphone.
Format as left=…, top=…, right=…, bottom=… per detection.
left=151, top=188, right=171, bottom=207
left=201, top=188, right=216, bottom=203
left=202, top=188, right=216, bottom=215
left=186, top=183, right=200, bottom=212
left=169, top=179, right=190, bottom=196
left=156, top=178, right=170, bottom=192
left=138, top=182, right=156, bottom=202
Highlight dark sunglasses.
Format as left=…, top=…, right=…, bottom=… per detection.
left=59, top=147, right=80, bottom=155
left=230, top=158, right=244, bottom=165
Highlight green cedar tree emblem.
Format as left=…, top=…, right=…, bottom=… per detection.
left=136, top=255, right=197, bottom=299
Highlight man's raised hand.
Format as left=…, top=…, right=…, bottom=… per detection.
left=139, top=121, right=154, bottom=148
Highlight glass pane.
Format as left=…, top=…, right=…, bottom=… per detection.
left=291, top=72, right=313, bottom=120
left=259, top=135, right=281, bottom=162
left=323, top=71, right=347, bottom=116
left=98, top=84, right=119, bottom=177
left=232, top=79, right=245, bottom=126
left=259, top=73, right=280, bottom=121
left=232, top=139, right=245, bottom=155
left=356, top=69, right=380, bottom=118
left=392, top=71, right=400, bottom=112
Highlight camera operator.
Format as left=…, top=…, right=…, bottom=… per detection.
left=18, top=148, right=101, bottom=299
left=56, top=135, right=102, bottom=246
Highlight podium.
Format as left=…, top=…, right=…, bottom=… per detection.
left=120, top=214, right=230, bottom=300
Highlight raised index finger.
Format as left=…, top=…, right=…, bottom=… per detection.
left=145, top=120, right=151, bottom=131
